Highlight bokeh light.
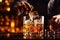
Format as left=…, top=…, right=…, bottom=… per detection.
left=11, top=21, right=15, bottom=28
left=6, top=33, right=10, bottom=38
left=6, top=7, right=10, bottom=11
left=11, top=28, right=15, bottom=33
left=16, top=28, right=19, bottom=33
left=1, top=27, right=5, bottom=32
left=0, top=0, right=2, bottom=2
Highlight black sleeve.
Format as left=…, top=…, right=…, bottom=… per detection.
left=47, top=0, right=60, bottom=19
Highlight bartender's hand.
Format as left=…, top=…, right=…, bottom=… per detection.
left=53, top=14, right=60, bottom=24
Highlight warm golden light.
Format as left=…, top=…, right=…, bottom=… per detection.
left=0, top=0, right=2, bottom=2
left=16, top=28, right=19, bottom=33
left=6, top=33, right=10, bottom=38
left=23, top=29, right=27, bottom=32
left=11, top=21, right=15, bottom=28
left=5, top=22, right=9, bottom=26
left=7, top=28, right=10, bottom=32
left=25, top=25, right=29, bottom=28
left=34, top=27, right=38, bottom=32
left=49, top=24, right=53, bottom=31
left=2, top=18, right=4, bottom=21
left=11, top=28, right=15, bottom=33
left=7, top=3, right=10, bottom=5
left=5, top=0, right=8, bottom=3
left=1, top=27, right=5, bottom=32
left=5, top=0, right=10, bottom=5
left=6, top=7, right=10, bottom=11
left=5, top=16, right=8, bottom=19
left=23, top=33, right=27, bottom=36
left=23, top=36, right=26, bottom=39
left=24, top=24, right=30, bottom=29
left=5, top=0, right=14, bottom=5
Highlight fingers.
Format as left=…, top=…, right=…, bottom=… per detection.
left=21, top=1, right=34, bottom=10
left=55, top=18, right=58, bottom=23
left=52, top=15, right=60, bottom=24
left=57, top=19, right=60, bottom=24
left=52, top=15, right=58, bottom=18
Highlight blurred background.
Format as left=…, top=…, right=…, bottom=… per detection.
left=0, top=0, right=47, bottom=39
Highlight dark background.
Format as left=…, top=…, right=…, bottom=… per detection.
left=0, top=0, right=49, bottom=30
left=0, top=0, right=49, bottom=29
left=0, top=0, right=49, bottom=16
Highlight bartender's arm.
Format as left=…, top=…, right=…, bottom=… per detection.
left=48, top=0, right=60, bottom=23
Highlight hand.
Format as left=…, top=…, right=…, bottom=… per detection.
left=53, top=14, right=60, bottom=24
